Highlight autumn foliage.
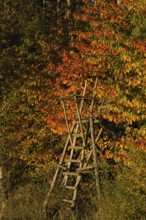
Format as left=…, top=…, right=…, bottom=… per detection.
left=41, top=0, right=145, bottom=160
left=0, top=0, right=146, bottom=219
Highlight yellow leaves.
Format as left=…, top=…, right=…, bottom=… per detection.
left=135, top=69, right=143, bottom=76
left=105, top=150, right=113, bottom=159
left=121, top=55, right=131, bottom=62
left=122, top=63, right=132, bottom=74
left=140, top=128, right=146, bottom=137
left=127, top=4, right=133, bottom=11
left=126, top=0, right=146, bottom=13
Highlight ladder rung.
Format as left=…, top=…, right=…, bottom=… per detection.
left=68, top=146, right=84, bottom=150
left=72, top=133, right=82, bottom=137
left=75, top=119, right=89, bottom=123
left=94, top=119, right=99, bottom=123
left=63, top=172, right=79, bottom=176
left=62, top=199, right=74, bottom=204
left=56, top=164, right=67, bottom=170
left=66, top=159, right=81, bottom=163
left=65, top=186, right=76, bottom=190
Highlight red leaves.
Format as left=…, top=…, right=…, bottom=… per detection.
left=38, top=0, right=146, bottom=168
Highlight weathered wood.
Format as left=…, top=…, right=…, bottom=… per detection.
left=62, top=199, right=73, bottom=204
left=68, top=146, right=84, bottom=150
left=43, top=81, right=87, bottom=214
left=62, top=79, right=99, bottom=208
left=72, top=189, right=77, bottom=208
left=65, top=186, right=76, bottom=190
left=61, top=81, right=87, bottom=184
left=72, top=133, right=82, bottom=137
left=63, top=172, right=79, bottom=176
left=66, top=159, right=81, bottom=163
left=83, top=127, right=103, bottom=168
left=90, top=117, right=101, bottom=220
left=74, top=119, right=89, bottom=124
left=44, top=78, right=104, bottom=213
left=55, top=164, right=67, bottom=170
left=74, top=96, right=86, bottom=169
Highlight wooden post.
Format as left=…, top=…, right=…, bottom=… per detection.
left=90, top=118, right=102, bottom=220
left=83, top=128, right=102, bottom=168
left=43, top=82, right=87, bottom=214
left=74, top=96, right=86, bottom=168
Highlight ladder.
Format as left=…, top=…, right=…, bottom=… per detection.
left=43, top=78, right=103, bottom=213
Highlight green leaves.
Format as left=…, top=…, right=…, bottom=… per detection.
left=44, top=0, right=146, bottom=167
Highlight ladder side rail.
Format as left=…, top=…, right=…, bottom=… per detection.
left=61, top=122, right=81, bottom=186
left=62, top=81, right=87, bottom=170
left=84, top=77, right=98, bottom=153
left=67, top=123, right=79, bottom=165
left=79, top=81, right=87, bottom=113
left=61, top=99, right=75, bottom=185
left=43, top=81, right=88, bottom=211
left=83, top=127, right=103, bottom=168
left=70, top=126, right=103, bottom=209
left=89, top=77, right=98, bottom=113
left=58, top=121, right=76, bottom=166
left=62, top=82, right=88, bottom=205
left=69, top=79, right=98, bottom=207
left=43, top=104, right=80, bottom=212
left=68, top=80, right=88, bottom=167
left=74, top=96, right=87, bottom=168
left=61, top=80, right=88, bottom=168
left=74, top=95, right=86, bottom=148
left=73, top=78, right=98, bottom=169
left=90, top=117, right=101, bottom=219
left=90, top=118, right=101, bottom=200
left=68, top=94, right=89, bottom=208
left=62, top=99, right=73, bottom=147
left=86, top=77, right=98, bottom=141
left=61, top=81, right=88, bottom=185
left=65, top=80, right=87, bottom=154
left=43, top=164, right=61, bottom=213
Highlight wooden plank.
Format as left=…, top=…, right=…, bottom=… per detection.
left=54, top=164, right=67, bottom=170
left=90, top=116, right=101, bottom=217
left=61, top=82, right=87, bottom=186
left=62, top=100, right=73, bottom=148
left=72, top=133, right=82, bottom=137
left=75, top=119, right=89, bottom=123
left=62, top=199, right=73, bottom=204
left=65, top=186, right=76, bottom=190
left=66, top=159, right=81, bottom=163
left=83, top=128, right=103, bottom=168
left=68, top=146, right=84, bottom=150
left=72, top=189, right=77, bottom=207
left=43, top=81, right=88, bottom=213
left=94, top=119, right=100, bottom=124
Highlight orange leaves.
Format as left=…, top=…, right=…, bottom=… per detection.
left=37, top=0, right=146, bottom=170
left=131, top=40, right=146, bottom=53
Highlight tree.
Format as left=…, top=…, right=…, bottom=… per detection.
left=0, top=0, right=63, bottom=197
left=43, top=0, right=146, bottom=155
left=39, top=1, right=146, bottom=217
